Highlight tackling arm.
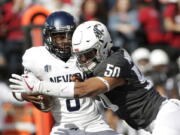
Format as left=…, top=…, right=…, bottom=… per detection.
left=73, top=77, right=126, bottom=98
left=9, top=73, right=126, bottom=98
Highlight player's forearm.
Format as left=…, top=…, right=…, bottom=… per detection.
left=10, top=73, right=124, bottom=98
left=74, top=77, right=108, bottom=98
left=39, top=77, right=108, bottom=98
left=74, top=76, right=126, bottom=98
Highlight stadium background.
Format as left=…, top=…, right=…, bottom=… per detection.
left=0, top=0, right=179, bottom=135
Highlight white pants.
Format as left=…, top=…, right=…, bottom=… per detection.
left=149, top=99, right=180, bottom=135
left=50, top=128, right=121, bottom=135
left=50, top=122, right=121, bottom=135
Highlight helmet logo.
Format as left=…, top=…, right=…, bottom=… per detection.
left=93, top=24, right=104, bottom=42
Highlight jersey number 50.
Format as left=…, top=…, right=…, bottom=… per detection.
left=104, top=64, right=120, bottom=77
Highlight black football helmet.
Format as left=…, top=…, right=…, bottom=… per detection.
left=43, top=11, right=76, bottom=61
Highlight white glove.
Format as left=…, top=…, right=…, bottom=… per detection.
left=9, top=73, right=75, bottom=97
left=9, top=73, right=40, bottom=94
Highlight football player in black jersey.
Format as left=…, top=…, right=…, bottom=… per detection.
left=10, top=21, right=180, bottom=135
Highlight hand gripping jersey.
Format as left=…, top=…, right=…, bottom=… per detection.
left=22, top=46, right=111, bottom=132
left=93, top=48, right=166, bottom=130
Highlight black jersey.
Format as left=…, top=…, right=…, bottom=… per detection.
left=93, top=48, right=166, bottom=129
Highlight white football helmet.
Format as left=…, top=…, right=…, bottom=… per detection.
left=72, top=21, right=113, bottom=74
left=150, top=49, right=169, bottom=66
left=131, top=47, right=150, bottom=64
left=131, top=47, right=151, bottom=74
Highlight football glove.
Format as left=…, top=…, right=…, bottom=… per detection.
left=9, top=73, right=40, bottom=94
left=9, top=73, right=75, bottom=98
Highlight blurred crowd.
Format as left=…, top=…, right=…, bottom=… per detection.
left=0, top=0, right=180, bottom=135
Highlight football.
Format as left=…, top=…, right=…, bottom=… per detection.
left=33, top=94, right=55, bottom=112
left=21, top=93, right=55, bottom=112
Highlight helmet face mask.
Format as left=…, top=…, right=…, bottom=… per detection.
left=75, top=48, right=99, bottom=74
left=43, top=11, right=76, bottom=61
left=51, top=32, right=73, bottom=59
left=77, top=48, right=97, bottom=64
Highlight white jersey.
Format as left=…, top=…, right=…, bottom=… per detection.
left=22, top=46, right=112, bottom=132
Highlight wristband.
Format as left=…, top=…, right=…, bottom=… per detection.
left=96, top=77, right=110, bottom=91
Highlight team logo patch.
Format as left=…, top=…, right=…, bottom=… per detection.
left=44, top=65, right=52, bottom=72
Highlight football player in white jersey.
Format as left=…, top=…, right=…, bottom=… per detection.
left=10, top=20, right=180, bottom=135
left=10, top=12, right=120, bottom=135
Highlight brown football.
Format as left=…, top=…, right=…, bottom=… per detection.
left=21, top=93, right=55, bottom=112
left=32, top=94, right=55, bottom=112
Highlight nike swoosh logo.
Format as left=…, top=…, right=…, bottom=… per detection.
left=24, top=79, right=34, bottom=91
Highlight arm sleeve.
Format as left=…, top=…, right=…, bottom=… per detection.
left=38, top=81, right=75, bottom=98
left=22, top=47, right=41, bottom=75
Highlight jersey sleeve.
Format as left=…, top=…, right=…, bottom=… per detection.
left=94, top=49, right=131, bottom=78
left=22, top=47, right=42, bottom=75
